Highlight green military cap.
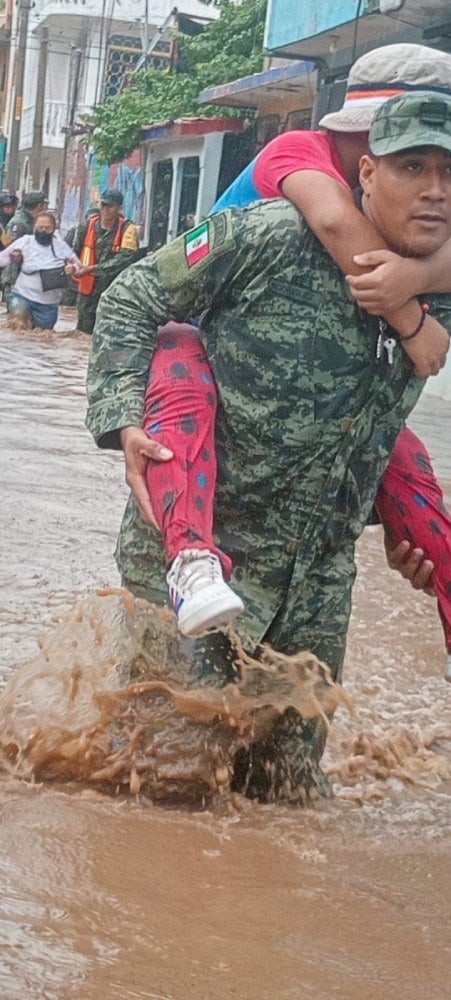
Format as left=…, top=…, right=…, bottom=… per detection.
left=100, top=188, right=123, bottom=205
left=369, top=91, right=451, bottom=156
left=0, top=191, right=18, bottom=206
left=23, top=190, right=47, bottom=208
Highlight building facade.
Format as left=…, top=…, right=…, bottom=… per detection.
left=3, top=0, right=218, bottom=208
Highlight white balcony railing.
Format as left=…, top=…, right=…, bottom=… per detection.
left=19, top=100, right=68, bottom=151
left=34, top=0, right=145, bottom=21
left=44, top=100, right=68, bottom=147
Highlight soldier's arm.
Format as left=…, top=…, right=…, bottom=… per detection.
left=86, top=212, right=240, bottom=450
left=89, top=223, right=141, bottom=279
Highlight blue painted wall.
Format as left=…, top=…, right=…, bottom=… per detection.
left=265, top=0, right=359, bottom=51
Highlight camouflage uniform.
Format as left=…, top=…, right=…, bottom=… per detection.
left=68, top=218, right=140, bottom=334
left=6, top=206, right=35, bottom=241
left=2, top=207, right=35, bottom=305
left=86, top=201, right=451, bottom=798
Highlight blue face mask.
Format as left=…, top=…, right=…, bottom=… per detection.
left=35, top=230, right=53, bottom=246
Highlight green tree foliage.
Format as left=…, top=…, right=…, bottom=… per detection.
left=85, top=0, right=267, bottom=164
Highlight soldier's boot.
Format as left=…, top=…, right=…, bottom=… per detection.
left=167, top=548, right=243, bottom=637
left=231, top=707, right=332, bottom=804
left=180, top=630, right=332, bottom=804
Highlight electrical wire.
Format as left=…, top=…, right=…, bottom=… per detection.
left=351, top=0, right=365, bottom=66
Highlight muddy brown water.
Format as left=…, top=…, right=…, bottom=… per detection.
left=1, top=315, right=450, bottom=999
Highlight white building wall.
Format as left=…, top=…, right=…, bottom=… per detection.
left=198, top=133, right=227, bottom=218
left=34, top=0, right=218, bottom=23
left=19, top=44, right=40, bottom=150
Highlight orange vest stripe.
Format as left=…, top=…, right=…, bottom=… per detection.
left=76, top=214, right=126, bottom=296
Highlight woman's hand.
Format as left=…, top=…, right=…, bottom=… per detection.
left=64, top=263, right=94, bottom=277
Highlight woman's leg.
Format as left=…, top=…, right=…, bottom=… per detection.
left=376, top=426, right=451, bottom=671
left=143, top=322, right=242, bottom=636
left=9, top=292, right=33, bottom=328
left=29, top=300, right=58, bottom=330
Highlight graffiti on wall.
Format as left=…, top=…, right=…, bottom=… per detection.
left=60, top=142, right=147, bottom=242
left=59, top=141, right=89, bottom=236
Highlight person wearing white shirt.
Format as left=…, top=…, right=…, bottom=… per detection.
left=0, top=211, right=81, bottom=329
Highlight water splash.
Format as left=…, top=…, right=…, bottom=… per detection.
left=0, top=590, right=348, bottom=807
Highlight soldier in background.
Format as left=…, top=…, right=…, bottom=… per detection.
left=0, top=193, right=18, bottom=294
left=6, top=190, right=47, bottom=240
left=65, top=189, right=140, bottom=334
left=0, top=192, right=19, bottom=244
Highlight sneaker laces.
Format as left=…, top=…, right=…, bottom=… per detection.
left=174, top=551, right=222, bottom=595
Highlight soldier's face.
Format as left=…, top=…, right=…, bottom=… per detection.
left=100, top=202, right=121, bottom=227
left=359, top=147, right=451, bottom=256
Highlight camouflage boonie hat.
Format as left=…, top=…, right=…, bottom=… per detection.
left=100, top=188, right=123, bottom=205
left=369, top=92, right=451, bottom=156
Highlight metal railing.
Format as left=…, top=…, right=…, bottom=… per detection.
left=43, top=99, right=68, bottom=146
left=18, top=99, right=94, bottom=151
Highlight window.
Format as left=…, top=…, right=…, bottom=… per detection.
left=176, top=157, right=200, bottom=236
left=285, top=108, right=312, bottom=132
left=148, top=159, right=173, bottom=251
left=102, top=36, right=142, bottom=100
left=257, top=114, right=281, bottom=147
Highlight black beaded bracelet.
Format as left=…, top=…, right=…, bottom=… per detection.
left=398, top=302, right=429, bottom=343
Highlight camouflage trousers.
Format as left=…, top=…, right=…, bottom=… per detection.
left=176, top=621, right=345, bottom=803
left=76, top=293, right=101, bottom=335
left=119, top=504, right=354, bottom=804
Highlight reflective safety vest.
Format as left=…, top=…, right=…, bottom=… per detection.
left=77, top=214, right=126, bottom=296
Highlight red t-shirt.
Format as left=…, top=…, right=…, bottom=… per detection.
left=253, top=130, right=349, bottom=198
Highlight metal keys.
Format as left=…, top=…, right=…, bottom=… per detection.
left=383, top=336, right=396, bottom=365
left=375, top=318, right=386, bottom=361
left=376, top=319, right=397, bottom=368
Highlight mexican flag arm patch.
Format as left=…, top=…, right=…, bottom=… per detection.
left=185, top=221, right=210, bottom=267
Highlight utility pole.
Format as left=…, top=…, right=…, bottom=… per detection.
left=30, top=27, right=48, bottom=190
left=143, top=0, right=149, bottom=69
left=58, top=43, right=83, bottom=223
left=5, top=0, right=32, bottom=190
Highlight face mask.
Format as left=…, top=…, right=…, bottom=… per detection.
left=35, top=230, right=53, bottom=246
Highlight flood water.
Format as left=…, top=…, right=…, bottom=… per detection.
left=1, top=315, right=450, bottom=1000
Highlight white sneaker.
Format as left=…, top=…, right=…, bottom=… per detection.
left=166, top=549, right=244, bottom=637
left=445, top=654, right=451, bottom=683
